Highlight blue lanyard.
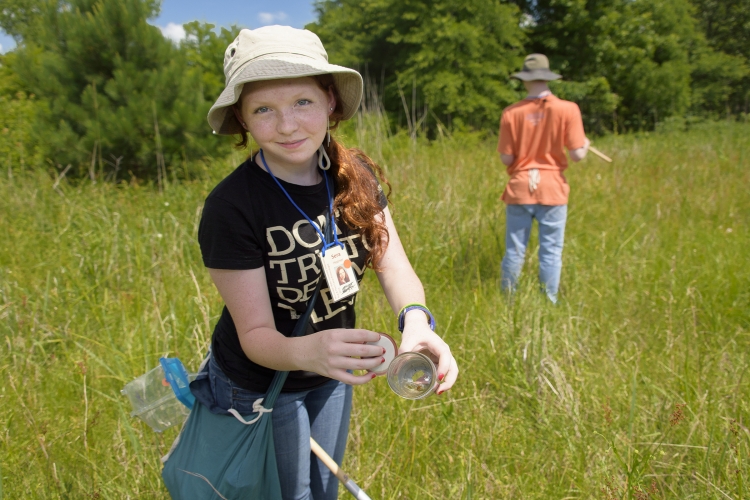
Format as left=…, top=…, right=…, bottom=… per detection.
left=258, top=149, right=343, bottom=255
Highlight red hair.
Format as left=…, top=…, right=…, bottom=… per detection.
left=325, top=137, right=391, bottom=270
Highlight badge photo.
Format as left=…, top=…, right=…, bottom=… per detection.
left=321, top=244, right=359, bottom=302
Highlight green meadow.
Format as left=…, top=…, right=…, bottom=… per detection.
left=1, top=120, right=749, bottom=499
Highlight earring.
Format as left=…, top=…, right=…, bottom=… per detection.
left=323, top=106, right=333, bottom=153
left=318, top=144, right=331, bottom=170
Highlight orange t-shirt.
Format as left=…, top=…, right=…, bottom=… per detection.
left=497, top=95, right=586, bottom=205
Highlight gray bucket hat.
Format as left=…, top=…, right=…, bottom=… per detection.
left=207, top=25, right=363, bottom=135
left=511, top=53, right=562, bottom=81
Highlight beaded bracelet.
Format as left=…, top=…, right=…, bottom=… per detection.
left=397, top=303, right=436, bottom=332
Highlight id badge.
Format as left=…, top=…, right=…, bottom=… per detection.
left=321, top=244, right=359, bottom=302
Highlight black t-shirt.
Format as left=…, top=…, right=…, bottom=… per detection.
left=198, top=156, right=387, bottom=392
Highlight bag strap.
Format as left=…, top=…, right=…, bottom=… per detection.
left=227, top=276, right=322, bottom=424
left=254, top=210, right=334, bottom=412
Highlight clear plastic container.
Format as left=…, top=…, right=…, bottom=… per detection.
left=386, top=351, right=438, bottom=400
left=121, top=358, right=195, bottom=432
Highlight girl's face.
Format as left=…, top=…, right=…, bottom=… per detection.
left=237, top=77, right=335, bottom=174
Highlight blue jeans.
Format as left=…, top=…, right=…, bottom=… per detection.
left=501, top=204, right=567, bottom=303
left=196, top=355, right=352, bottom=500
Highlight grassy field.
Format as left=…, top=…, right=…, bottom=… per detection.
left=1, top=120, right=749, bottom=499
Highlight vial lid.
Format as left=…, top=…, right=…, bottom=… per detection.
left=367, top=332, right=397, bottom=375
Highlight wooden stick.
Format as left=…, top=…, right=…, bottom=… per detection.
left=589, top=146, right=613, bottom=163
left=310, top=437, right=372, bottom=500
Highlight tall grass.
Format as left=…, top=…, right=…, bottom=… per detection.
left=1, top=120, right=748, bottom=499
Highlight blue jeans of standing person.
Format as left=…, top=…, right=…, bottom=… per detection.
left=203, top=355, right=352, bottom=500
left=501, top=204, right=568, bottom=303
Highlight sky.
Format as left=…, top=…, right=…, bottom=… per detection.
left=0, top=0, right=318, bottom=53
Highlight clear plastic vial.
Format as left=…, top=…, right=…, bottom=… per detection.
left=386, top=351, right=438, bottom=400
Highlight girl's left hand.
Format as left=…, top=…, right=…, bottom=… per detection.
left=399, top=320, right=458, bottom=395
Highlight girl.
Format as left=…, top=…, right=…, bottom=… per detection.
left=195, top=25, right=458, bottom=499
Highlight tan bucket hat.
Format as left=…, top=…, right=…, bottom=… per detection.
left=511, top=53, right=562, bottom=81
left=207, top=25, right=363, bottom=135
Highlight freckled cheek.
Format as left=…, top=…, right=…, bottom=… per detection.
left=297, top=112, right=329, bottom=136
left=245, top=121, right=277, bottom=143
left=304, top=118, right=328, bottom=136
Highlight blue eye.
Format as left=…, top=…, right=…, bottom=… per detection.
left=297, top=99, right=312, bottom=106
left=254, top=106, right=270, bottom=114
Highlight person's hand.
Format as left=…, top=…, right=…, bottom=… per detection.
left=398, top=316, right=458, bottom=395
left=569, top=137, right=590, bottom=162
left=297, top=328, right=384, bottom=385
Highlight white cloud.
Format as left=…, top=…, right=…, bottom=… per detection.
left=258, top=11, right=288, bottom=25
left=0, top=44, right=3, bottom=53
left=159, top=22, right=186, bottom=43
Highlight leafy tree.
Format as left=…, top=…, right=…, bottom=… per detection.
left=2, top=0, right=224, bottom=180
left=181, top=21, right=241, bottom=105
left=690, top=0, right=750, bottom=58
left=549, top=77, right=619, bottom=135
left=0, top=0, right=51, bottom=42
left=519, top=0, right=748, bottom=130
left=0, top=52, right=45, bottom=171
left=690, top=0, right=750, bottom=114
left=309, top=0, right=526, bottom=132
left=689, top=43, right=748, bottom=118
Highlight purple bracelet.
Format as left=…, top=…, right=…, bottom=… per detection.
left=397, top=304, right=436, bottom=332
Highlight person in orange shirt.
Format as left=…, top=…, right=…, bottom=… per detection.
left=497, top=54, right=590, bottom=303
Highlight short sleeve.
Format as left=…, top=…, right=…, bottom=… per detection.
left=498, top=111, right=515, bottom=155
left=565, top=104, right=586, bottom=151
left=198, top=196, right=264, bottom=270
left=376, top=180, right=388, bottom=209
left=355, top=157, right=388, bottom=209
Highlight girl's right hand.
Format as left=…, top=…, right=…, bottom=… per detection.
left=296, top=328, right=385, bottom=385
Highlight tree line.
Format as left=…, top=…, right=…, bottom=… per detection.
left=311, top=0, right=749, bottom=134
left=0, top=0, right=747, bottom=181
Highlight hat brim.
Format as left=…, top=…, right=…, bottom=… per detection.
left=511, top=69, right=562, bottom=81
left=208, top=55, right=363, bottom=135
